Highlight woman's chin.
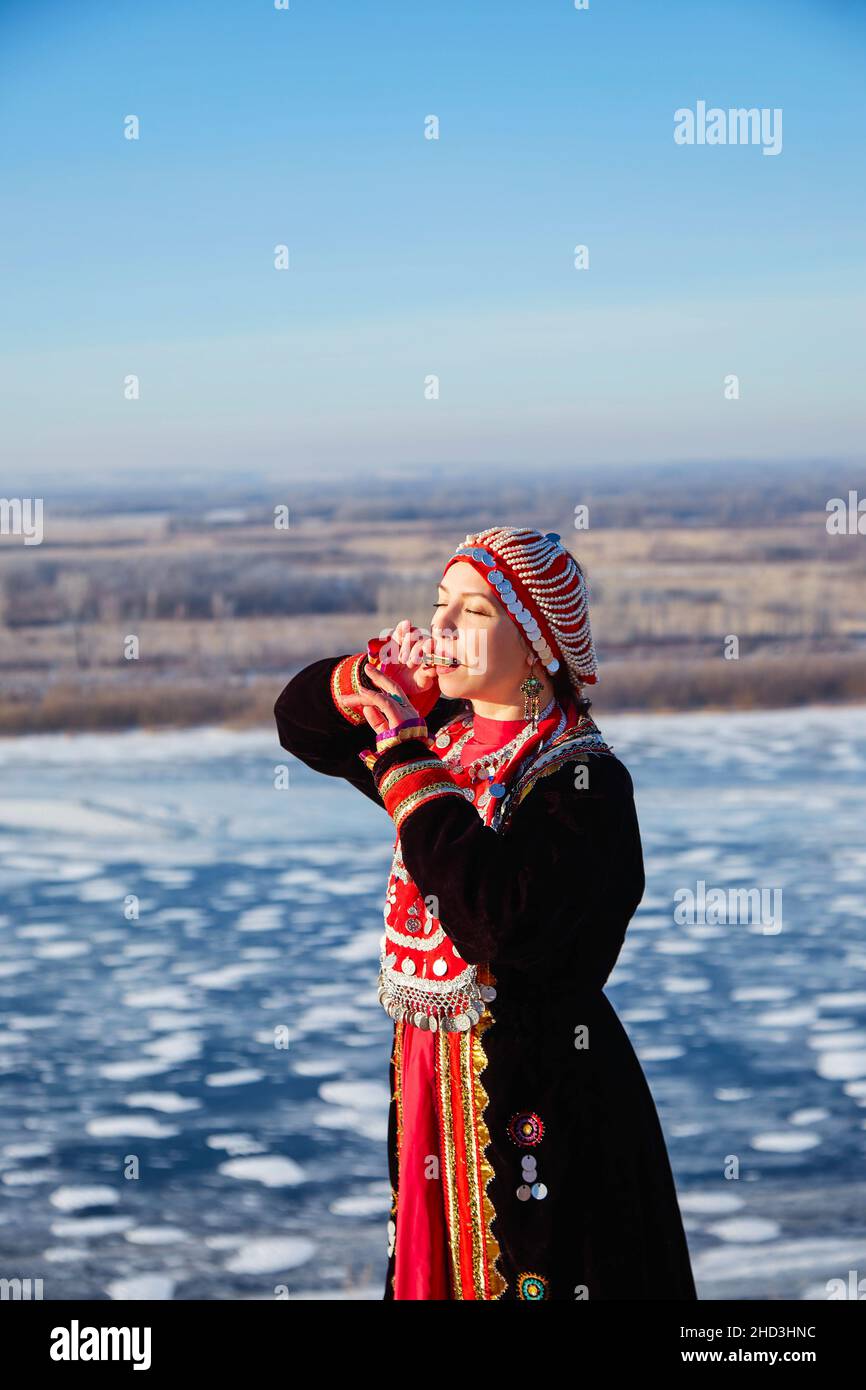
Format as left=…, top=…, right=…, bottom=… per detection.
left=435, top=665, right=468, bottom=695
left=435, top=665, right=483, bottom=700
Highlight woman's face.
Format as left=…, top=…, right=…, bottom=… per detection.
left=430, top=560, right=539, bottom=703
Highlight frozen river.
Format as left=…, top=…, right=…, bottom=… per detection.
left=1, top=704, right=865, bottom=1301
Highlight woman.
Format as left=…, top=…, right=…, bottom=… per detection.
left=274, top=525, right=697, bottom=1301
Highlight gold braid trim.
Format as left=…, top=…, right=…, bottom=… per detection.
left=436, top=1028, right=463, bottom=1298
left=434, top=977, right=507, bottom=1300
left=389, top=1017, right=405, bottom=1296
left=329, top=652, right=368, bottom=725
left=469, top=979, right=508, bottom=1299
left=394, top=1016, right=404, bottom=1169
left=458, top=1029, right=488, bottom=1297
left=375, top=755, right=466, bottom=829
left=378, top=756, right=443, bottom=796
left=393, top=783, right=465, bottom=831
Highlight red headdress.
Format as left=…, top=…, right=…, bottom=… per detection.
left=441, top=525, right=599, bottom=688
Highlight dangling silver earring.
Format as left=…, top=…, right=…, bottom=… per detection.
left=520, top=663, right=543, bottom=728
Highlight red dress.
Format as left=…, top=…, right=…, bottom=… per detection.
left=392, top=710, right=529, bottom=1299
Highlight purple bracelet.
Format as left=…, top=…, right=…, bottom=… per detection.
left=375, top=713, right=428, bottom=753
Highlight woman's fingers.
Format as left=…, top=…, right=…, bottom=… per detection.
left=362, top=660, right=407, bottom=699
left=407, top=632, right=432, bottom=668
left=340, top=692, right=390, bottom=731
left=346, top=666, right=418, bottom=716
left=398, top=618, right=415, bottom=666
left=375, top=621, right=436, bottom=696
left=342, top=689, right=388, bottom=712
left=407, top=634, right=437, bottom=688
left=386, top=618, right=425, bottom=668
left=377, top=620, right=411, bottom=670
left=342, top=658, right=426, bottom=736
left=414, top=664, right=439, bottom=693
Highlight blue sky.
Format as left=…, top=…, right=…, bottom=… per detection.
left=1, top=0, right=864, bottom=489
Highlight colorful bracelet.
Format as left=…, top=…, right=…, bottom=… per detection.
left=375, top=713, right=429, bottom=754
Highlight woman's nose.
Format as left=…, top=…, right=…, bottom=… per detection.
left=432, top=613, right=458, bottom=640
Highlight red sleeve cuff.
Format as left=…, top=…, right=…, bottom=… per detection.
left=329, top=652, right=369, bottom=725
left=361, top=738, right=467, bottom=829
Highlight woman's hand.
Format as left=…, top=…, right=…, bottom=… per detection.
left=341, top=661, right=424, bottom=736
left=368, top=618, right=440, bottom=715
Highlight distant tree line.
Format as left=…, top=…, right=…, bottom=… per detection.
left=0, top=558, right=380, bottom=626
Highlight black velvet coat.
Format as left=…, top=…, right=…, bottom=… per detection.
left=274, top=656, right=698, bottom=1301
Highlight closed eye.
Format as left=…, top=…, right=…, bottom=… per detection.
left=432, top=602, right=489, bottom=616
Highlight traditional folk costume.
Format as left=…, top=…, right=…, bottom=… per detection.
left=274, top=527, right=697, bottom=1301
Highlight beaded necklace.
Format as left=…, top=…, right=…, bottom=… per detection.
left=433, top=696, right=559, bottom=816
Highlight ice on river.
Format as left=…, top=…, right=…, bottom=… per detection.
left=1, top=706, right=865, bottom=1299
